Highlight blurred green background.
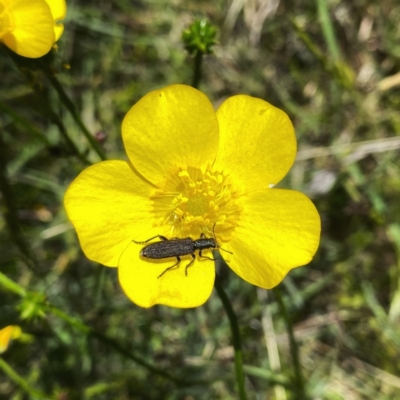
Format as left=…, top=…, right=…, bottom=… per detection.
left=1, top=0, right=400, bottom=398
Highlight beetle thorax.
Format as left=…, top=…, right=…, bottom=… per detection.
left=193, top=238, right=217, bottom=250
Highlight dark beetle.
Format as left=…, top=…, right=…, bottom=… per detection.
left=133, top=228, right=231, bottom=278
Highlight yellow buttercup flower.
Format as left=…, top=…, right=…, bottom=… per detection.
left=0, top=0, right=66, bottom=58
left=0, top=325, right=22, bottom=353
left=64, top=85, right=321, bottom=308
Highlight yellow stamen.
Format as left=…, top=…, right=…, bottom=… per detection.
left=151, top=166, right=242, bottom=240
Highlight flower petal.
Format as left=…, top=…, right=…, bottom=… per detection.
left=64, top=160, right=156, bottom=267
left=225, top=189, right=320, bottom=288
left=122, top=84, right=219, bottom=186
left=119, top=243, right=215, bottom=308
left=45, top=0, right=66, bottom=40
left=2, top=0, right=55, bottom=58
left=0, top=325, right=21, bottom=354
left=214, top=95, right=296, bottom=191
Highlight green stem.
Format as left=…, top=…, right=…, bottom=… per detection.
left=21, top=88, right=92, bottom=166
left=214, top=274, right=247, bottom=400
left=44, top=303, right=177, bottom=381
left=48, top=107, right=92, bottom=166
left=0, top=357, right=55, bottom=400
left=192, top=52, right=203, bottom=89
left=46, top=74, right=107, bottom=161
left=0, top=271, right=27, bottom=297
left=4, top=47, right=98, bottom=164
left=0, top=272, right=187, bottom=386
left=0, top=130, right=39, bottom=272
left=316, top=0, right=341, bottom=61
left=273, top=286, right=307, bottom=400
left=291, top=19, right=326, bottom=66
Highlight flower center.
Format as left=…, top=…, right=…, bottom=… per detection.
left=151, top=166, right=242, bottom=241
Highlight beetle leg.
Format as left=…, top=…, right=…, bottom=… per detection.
left=185, top=254, right=196, bottom=276
left=158, top=256, right=181, bottom=278
left=198, top=249, right=216, bottom=261
left=133, top=235, right=168, bottom=244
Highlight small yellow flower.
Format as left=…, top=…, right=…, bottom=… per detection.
left=0, top=0, right=66, bottom=58
left=64, top=85, right=321, bottom=308
left=0, top=325, right=22, bottom=353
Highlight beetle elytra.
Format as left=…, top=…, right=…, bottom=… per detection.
left=133, top=225, right=232, bottom=278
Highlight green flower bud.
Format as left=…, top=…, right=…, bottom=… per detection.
left=182, top=20, right=217, bottom=55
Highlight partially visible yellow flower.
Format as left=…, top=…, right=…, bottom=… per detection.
left=0, top=325, right=22, bottom=353
left=64, top=85, right=321, bottom=309
left=0, top=0, right=66, bottom=58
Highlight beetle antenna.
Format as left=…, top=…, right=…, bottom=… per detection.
left=212, top=222, right=217, bottom=240
left=212, top=222, right=233, bottom=255
left=117, top=239, right=135, bottom=267
left=219, top=246, right=233, bottom=254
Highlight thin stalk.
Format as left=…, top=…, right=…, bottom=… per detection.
left=23, top=90, right=92, bottom=166
left=0, top=272, right=190, bottom=387
left=49, top=108, right=92, bottom=165
left=0, top=271, right=27, bottom=297
left=1, top=96, right=92, bottom=166
left=0, top=98, right=91, bottom=165
left=273, top=286, right=307, bottom=400
left=46, top=74, right=107, bottom=161
left=291, top=19, right=326, bottom=66
left=44, top=303, right=179, bottom=382
left=214, top=274, right=247, bottom=400
left=192, top=52, right=203, bottom=89
left=0, top=357, right=55, bottom=400
left=4, top=48, right=99, bottom=164
left=316, top=0, right=341, bottom=61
